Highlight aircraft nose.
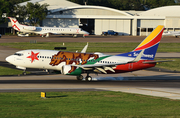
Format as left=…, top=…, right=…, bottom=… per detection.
left=5, top=55, right=13, bottom=63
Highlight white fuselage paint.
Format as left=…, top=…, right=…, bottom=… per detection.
left=21, top=26, right=89, bottom=36
left=6, top=49, right=135, bottom=71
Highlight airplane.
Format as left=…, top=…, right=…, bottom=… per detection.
left=8, top=17, right=89, bottom=38
left=6, top=25, right=169, bottom=81
left=162, top=31, right=180, bottom=38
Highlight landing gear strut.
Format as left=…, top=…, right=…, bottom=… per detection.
left=22, top=70, right=26, bottom=75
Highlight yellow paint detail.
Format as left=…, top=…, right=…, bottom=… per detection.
left=137, top=25, right=164, bottom=48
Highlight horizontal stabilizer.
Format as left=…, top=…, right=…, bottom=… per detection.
left=143, top=60, right=174, bottom=64
left=24, top=26, right=36, bottom=31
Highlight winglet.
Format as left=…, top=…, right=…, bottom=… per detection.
left=130, top=49, right=144, bottom=62
left=81, top=42, right=88, bottom=53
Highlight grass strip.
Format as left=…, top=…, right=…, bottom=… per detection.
left=1, top=42, right=180, bottom=52
left=0, top=91, right=180, bottom=117
left=155, top=58, right=180, bottom=71
left=0, top=66, right=23, bottom=75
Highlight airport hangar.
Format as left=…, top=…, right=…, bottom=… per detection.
left=3, top=0, right=180, bottom=36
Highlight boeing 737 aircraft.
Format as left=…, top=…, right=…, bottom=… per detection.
left=8, top=17, right=89, bottom=37
left=162, top=31, right=180, bottom=38
left=6, top=25, right=167, bottom=81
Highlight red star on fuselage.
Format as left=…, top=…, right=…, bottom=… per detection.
left=27, top=51, right=39, bottom=63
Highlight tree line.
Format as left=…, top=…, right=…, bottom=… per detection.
left=0, top=0, right=48, bottom=26
left=68, top=0, right=178, bottom=10
left=0, top=0, right=179, bottom=25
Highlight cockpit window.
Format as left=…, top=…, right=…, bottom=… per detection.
left=14, top=53, right=23, bottom=56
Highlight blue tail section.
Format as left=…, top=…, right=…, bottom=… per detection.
left=116, top=25, right=164, bottom=60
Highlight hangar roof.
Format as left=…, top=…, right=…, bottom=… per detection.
left=19, top=0, right=131, bottom=17
left=51, top=6, right=132, bottom=16
left=140, top=5, right=180, bottom=17
left=19, top=0, right=80, bottom=10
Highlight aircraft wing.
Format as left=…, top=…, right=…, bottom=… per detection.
left=71, top=50, right=144, bottom=74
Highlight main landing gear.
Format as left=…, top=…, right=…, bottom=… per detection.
left=76, top=74, right=93, bottom=82
left=22, top=70, right=26, bottom=75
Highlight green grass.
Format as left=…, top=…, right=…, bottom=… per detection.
left=0, top=91, right=180, bottom=117
left=0, top=66, right=24, bottom=75
left=1, top=42, right=180, bottom=52
left=155, top=58, right=180, bottom=71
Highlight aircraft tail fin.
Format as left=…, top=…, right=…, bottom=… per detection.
left=117, top=25, right=165, bottom=60
left=8, top=17, right=21, bottom=31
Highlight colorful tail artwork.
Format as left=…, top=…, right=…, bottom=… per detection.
left=8, top=17, right=21, bottom=31
left=117, top=25, right=165, bottom=60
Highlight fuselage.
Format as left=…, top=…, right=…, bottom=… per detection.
left=8, top=17, right=89, bottom=37
left=162, top=31, right=180, bottom=37
left=20, top=26, right=89, bottom=36
left=6, top=49, right=156, bottom=75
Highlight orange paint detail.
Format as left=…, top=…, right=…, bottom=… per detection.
left=49, top=51, right=99, bottom=73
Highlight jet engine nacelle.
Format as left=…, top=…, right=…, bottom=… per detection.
left=23, top=26, right=36, bottom=31
left=61, top=65, right=82, bottom=75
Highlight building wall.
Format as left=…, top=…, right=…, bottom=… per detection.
left=137, top=19, right=164, bottom=36
left=95, top=19, right=131, bottom=35
left=165, top=16, right=180, bottom=29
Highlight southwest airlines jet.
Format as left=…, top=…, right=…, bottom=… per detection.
left=8, top=17, right=89, bottom=37
left=6, top=25, right=167, bottom=81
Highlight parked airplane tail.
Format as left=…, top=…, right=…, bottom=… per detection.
left=8, top=17, right=21, bottom=31
left=117, top=25, right=165, bottom=60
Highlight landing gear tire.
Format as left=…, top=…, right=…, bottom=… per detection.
left=22, top=72, right=26, bottom=75
left=85, top=76, right=92, bottom=82
left=77, top=75, right=83, bottom=81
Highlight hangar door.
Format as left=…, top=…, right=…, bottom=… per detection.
left=95, top=19, right=131, bottom=35
left=137, top=19, right=164, bottom=36
left=42, top=18, right=79, bottom=28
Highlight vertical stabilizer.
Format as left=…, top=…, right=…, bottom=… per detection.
left=8, top=17, right=21, bottom=31
left=117, top=25, right=165, bottom=60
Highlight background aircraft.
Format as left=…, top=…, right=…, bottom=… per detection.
left=8, top=17, right=89, bottom=37
left=162, top=31, right=180, bottom=38
left=6, top=25, right=168, bottom=81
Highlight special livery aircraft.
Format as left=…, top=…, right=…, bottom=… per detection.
left=8, top=17, right=89, bottom=37
left=6, top=25, right=168, bottom=81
